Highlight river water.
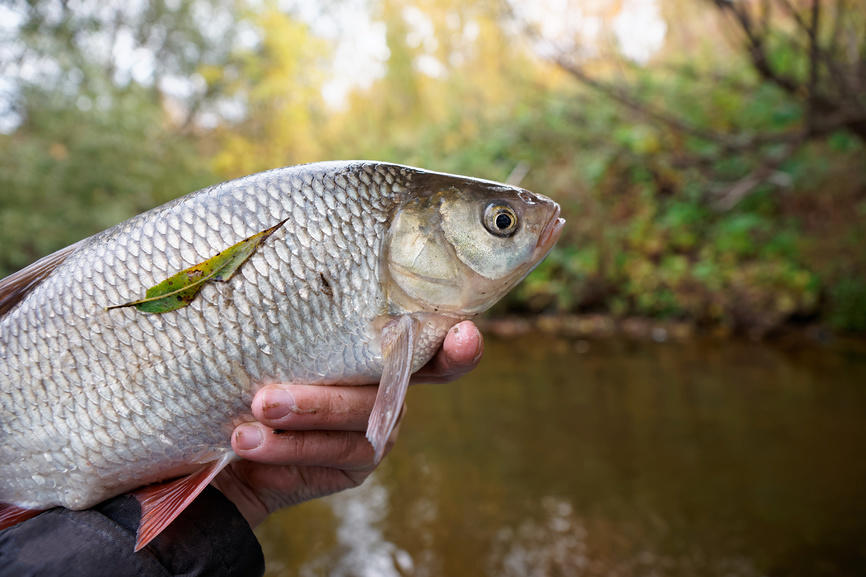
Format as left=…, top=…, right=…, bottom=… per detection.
left=256, top=334, right=866, bottom=577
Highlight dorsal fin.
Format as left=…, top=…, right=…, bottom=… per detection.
left=0, top=241, right=82, bottom=316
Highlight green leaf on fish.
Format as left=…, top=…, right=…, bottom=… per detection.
left=107, top=218, right=288, bottom=314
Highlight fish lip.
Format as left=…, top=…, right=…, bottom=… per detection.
left=536, top=203, right=565, bottom=251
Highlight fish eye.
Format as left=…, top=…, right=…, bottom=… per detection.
left=483, top=203, right=519, bottom=237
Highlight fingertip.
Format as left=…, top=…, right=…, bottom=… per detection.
left=252, top=384, right=310, bottom=425
left=233, top=422, right=265, bottom=453
left=444, top=321, right=483, bottom=366
left=249, top=384, right=273, bottom=420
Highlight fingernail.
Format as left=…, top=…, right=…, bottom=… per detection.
left=261, top=389, right=296, bottom=420
left=235, top=424, right=263, bottom=451
left=472, top=341, right=484, bottom=364
left=470, top=328, right=483, bottom=363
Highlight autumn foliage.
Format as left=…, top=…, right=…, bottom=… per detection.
left=1, top=0, right=864, bottom=334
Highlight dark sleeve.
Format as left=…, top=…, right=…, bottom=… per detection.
left=0, top=486, right=264, bottom=577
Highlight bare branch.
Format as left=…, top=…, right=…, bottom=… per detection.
left=619, top=58, right=757, bottom=94
left=779, top=0, right=854, bottom=100
left=506, top=161, right=530, bottom=187
left=712, top=139, right=802, bottom=211
left=807, top=0, right=821, bottom=130
left=829, top=0, right=845, bottom=57
left=760, top=0, right=772, bottom=36
left=712, top=0, right=802, bottom=95
left=778, top=0, right=811, bottom=34
left=553, top=57, right=740, bottom=147
left=557, top=53, right=866, bottom=151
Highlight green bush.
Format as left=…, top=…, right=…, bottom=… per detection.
left=828, top=277, right=866, bottom=333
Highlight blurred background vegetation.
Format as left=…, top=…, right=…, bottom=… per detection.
left=1, top=0, right=864, bottom=336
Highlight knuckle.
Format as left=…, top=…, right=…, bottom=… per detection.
left=289, top=431, right=307, bottom=458
left=325, top=389, right=341, bottom=419
left=325, top=431, right=359, bottom=468
left=337, top=432, right=363, bottom=464
left=269, top=430, right=306, bottom=462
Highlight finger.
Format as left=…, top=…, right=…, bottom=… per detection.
left=251, top=383, right=378, bottom=431
left=213, top=461, right=374, bottom=526
left=231, top=409, right=404, bottom=510
left=412, top=320, right=484, bottom=384
left=233, top=422, right=375, bottom=471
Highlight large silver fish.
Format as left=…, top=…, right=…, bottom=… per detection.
left=0, top=161, right=564, bottom=549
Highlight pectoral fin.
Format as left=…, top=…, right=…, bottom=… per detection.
left=132, top=451, right=235, bottom=551
left=367, top=315, right=417, bottom=463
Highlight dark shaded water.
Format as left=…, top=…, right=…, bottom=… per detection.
left=256, top=335, right=866, bottom=577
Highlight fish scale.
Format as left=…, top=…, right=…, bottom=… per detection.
left=1, top=162, right=411, bottom=510
left=0, top=161, right=564, bottom=548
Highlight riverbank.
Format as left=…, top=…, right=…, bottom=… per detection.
left=479, top=314, right=857, bottom=344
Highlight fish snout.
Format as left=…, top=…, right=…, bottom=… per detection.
left=536, top=202, right=565, bottom=252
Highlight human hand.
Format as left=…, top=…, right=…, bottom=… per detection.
left=212, top=320, right=484, bottom=528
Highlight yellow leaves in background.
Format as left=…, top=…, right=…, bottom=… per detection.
left=211, top=7, right=327, bottom=178
left=209, top=0, right=563, bottom=176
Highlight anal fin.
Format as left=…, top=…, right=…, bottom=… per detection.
left=132, top=451, right=234, bottom=551
left=367, top=315, right=417, bottom=463
left=0, top=503, right=45, bottom=531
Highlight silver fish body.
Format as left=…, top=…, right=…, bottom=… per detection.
left=0, top=161, right=563, bottom=512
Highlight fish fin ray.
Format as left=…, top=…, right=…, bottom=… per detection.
left=367, top=315, right=417, bottom=464
left=0, top=241, right=83, bottom=316
left=132, top=451, right=234, bottom=551
left=0, top=503, right=45, bottom=531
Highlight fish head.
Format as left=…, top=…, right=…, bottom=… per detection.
left=385, top=171, right=565, bottom=315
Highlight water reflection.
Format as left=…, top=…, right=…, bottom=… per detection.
left=488, top=496, right=588, bottom=577
left=294, top=478, right=413, bottom=577
left=257, top=335, right=866, bottom=576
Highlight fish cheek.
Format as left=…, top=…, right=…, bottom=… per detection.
left=385, top=208, right=465, bottom=310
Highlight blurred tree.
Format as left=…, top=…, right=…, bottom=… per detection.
left=320, top=0, right=561, bottom=174
left=711, top=0, right=866, bottom=141
left=511, top=0, right=865, bottom=210
left=210, top=6, right=327, bottom=177
left=0, top=85, right=214, bottom=277
left=0, top=0, right=249, bottom=276
left=3, top=0, right=247, bottom=128
left=1, top=0, right=863, bottom=332
left=381, top=0, right=423, bottom=121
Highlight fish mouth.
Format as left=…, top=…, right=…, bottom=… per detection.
left=536, top=203, right=565, bottom=252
